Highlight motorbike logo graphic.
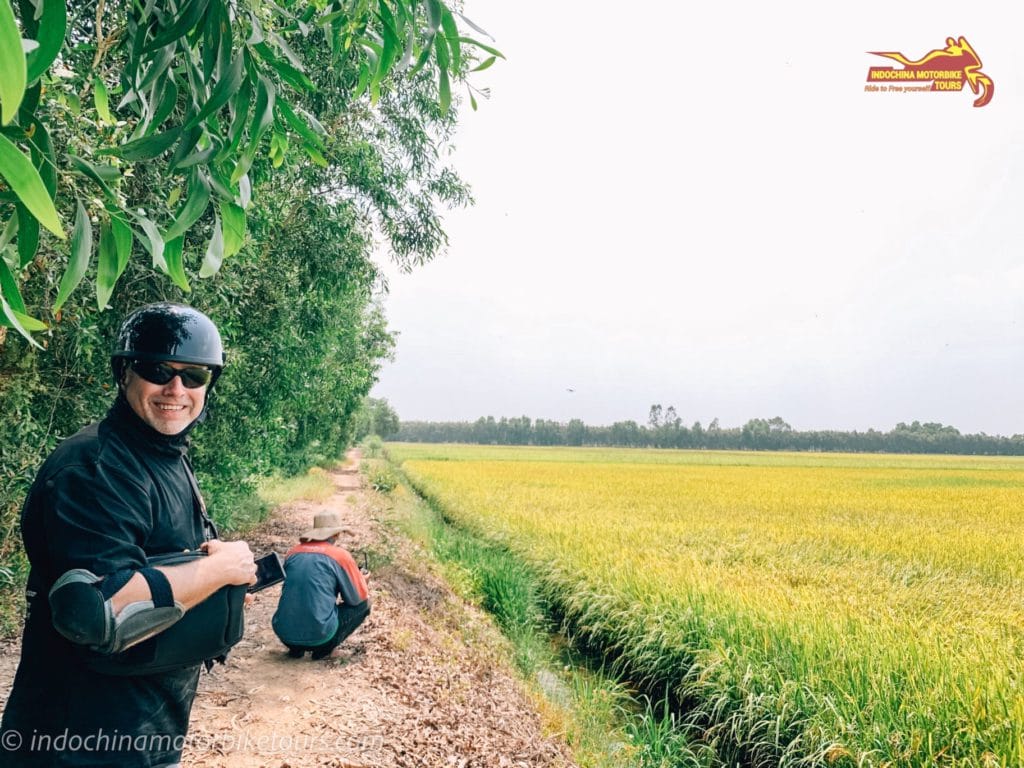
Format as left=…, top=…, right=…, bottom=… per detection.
left=866, top=36, right=993, bottom=108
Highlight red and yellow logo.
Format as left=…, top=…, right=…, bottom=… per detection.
left=865, top=36, right=993, bottom=107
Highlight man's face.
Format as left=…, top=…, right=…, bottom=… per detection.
left=123, top=362, right=208, bottom=435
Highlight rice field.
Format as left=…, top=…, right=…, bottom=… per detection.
left=387, top=444, right=1024, bottom=767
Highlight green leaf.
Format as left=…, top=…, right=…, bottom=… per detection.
left=96, top=218, right=121, bottom=309
left=103, top=127, right=182, bottom=161
left=173, top=143, right=218, bottom=170
left=94, top=78, right=113, bottom=123
left=440, top=7, right=460, bottom=73
left=68, top=154, right=119, bottom=200
left=200, top=0, right=221, bottom=80
left=408, top=35, right=435, bottom=78
left=188, top=54, right=244, bottom=127
left=460, top=36, right=505, bottom=60
left=377, top=0, right=398, bottom=41
left=0, top=132, right=64, bottom=238
left=436, top=38, right=451, bottom=115
left=395, top=26, right=414, bottom=72
left=198, top=214, right=223, bottom=277
left=434, top=29, right=450, bottom=70
left=18, top=79, right=39, bottom=118
left=69, top=155, right=120, bottom=182
left=53, top=199, right=92, bottom=312
left=143, top=0, right=211, bottom=53
left=266, top=30, right=304, bottom=70
left=27, top=117, right=56, bottom=198
left=168, top=123, right=203, bottom=169
left=229, top=147, right=254, bottom=185
left=298, top=107, right=326, bottom=136
left=373, top=9, right=400, bottom=86
left=16, top=202, right=38, bottom=266
left=163, top=173, right=210, bottom=242
left=249, top=75, right=276, bottom=147
left=149, top=75, right=179, bottom=129
left=0, top=295, right=46, bottom=348
left=0, top=251, right=25, bottom=313
left=438, top=67, right=450, bottom=115
left=222, top=73, right=252, bottom=158
left=317, top=9, right=346, bottom=27
left=471, top=55, right=496, bottom=73
left=303, top=143, right=328, bottom=167
left=138, top=43, right=176, bottom=90
left=424, top=0, right=442, bottom=33
left=276, top=99, right=323, bottom=149
left=162, top=236, right=190, bottom=291
left=354, top=61, right=371, bottom=98
left=0, top=0, right=26, bottom=124
left=134, top=214, right=166, bottom=272
left=253, top=42, right=313, bottom=92
left=452, top=10, right=493, bottom=40
left=0, top=211, right=15, bottom=250
left=205, top=166, right=234, bottom=201
left=237, top=172, right=251, bottom=208
left=25, top=0, right=66, bottom=84
left=219, top=201, right=244, bottom=258
left=110, top=211, right=133, bottom=270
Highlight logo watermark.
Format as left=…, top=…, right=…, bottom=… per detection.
left=2, top=728, right=385, bottom=757
left=865, top=36, right=994, bottom=107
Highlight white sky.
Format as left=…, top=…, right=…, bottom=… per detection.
left=371, top=1, right=1024, bottom=435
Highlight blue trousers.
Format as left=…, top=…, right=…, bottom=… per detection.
left=286, top=601, right=370, bottom=659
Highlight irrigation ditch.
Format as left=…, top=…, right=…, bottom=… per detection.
left=375, top=455, right=732, bottom=768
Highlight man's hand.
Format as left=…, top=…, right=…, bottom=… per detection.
left=201, top=539, right=258, bottom=587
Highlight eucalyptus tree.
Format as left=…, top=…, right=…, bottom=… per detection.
left=0, top=0, right=500, bottom=345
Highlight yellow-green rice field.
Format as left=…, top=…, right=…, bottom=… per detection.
left=387, top=444, right=1024, bottom=767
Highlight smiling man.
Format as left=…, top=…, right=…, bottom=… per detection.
left=1, top=303, right=256, bottom=768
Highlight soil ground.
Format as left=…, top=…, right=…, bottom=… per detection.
left=0, top=454, right=577, bottom=768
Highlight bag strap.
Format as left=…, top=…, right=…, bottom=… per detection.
left=181, top=452, right=218, bottom=541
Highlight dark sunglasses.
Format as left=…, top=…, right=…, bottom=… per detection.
left=130, top=360, right=213, bottom=389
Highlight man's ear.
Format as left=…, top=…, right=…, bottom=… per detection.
left=114, top=359, right=131, bottom=391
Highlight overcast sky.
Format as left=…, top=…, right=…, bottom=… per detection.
left=370, top=1, right=1024, bottom=435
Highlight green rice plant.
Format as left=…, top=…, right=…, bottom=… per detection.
left=626, top=695, right=718, bottom=768
left=388, top=443, right=1024, bottom=767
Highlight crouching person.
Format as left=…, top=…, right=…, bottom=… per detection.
left=0, top=303, right=256, bottom=768
left=272, top=512, right=370, bottom=660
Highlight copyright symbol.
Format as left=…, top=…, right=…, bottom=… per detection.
left=1, top=729, right=22, bottom=750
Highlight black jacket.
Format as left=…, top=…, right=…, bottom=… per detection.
left=1, top=396, right=211, bottom=767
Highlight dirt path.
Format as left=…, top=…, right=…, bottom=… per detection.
left=0, top=453, right=575, bottom=767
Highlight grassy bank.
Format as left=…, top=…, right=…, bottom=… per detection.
left=369, top=457, right=717, bottom=768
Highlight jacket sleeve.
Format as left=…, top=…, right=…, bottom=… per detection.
left=41, top=460, right=152, bottom=578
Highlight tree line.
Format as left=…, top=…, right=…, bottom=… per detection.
left=394, top=406, right=1024, bottom=455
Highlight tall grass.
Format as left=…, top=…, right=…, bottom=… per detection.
left=388, top=443, right=1024, bottom=767
left=257, top=466, right=337, bottom=507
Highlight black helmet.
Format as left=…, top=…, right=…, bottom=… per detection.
left=112, top=303, right=224, bottom=385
